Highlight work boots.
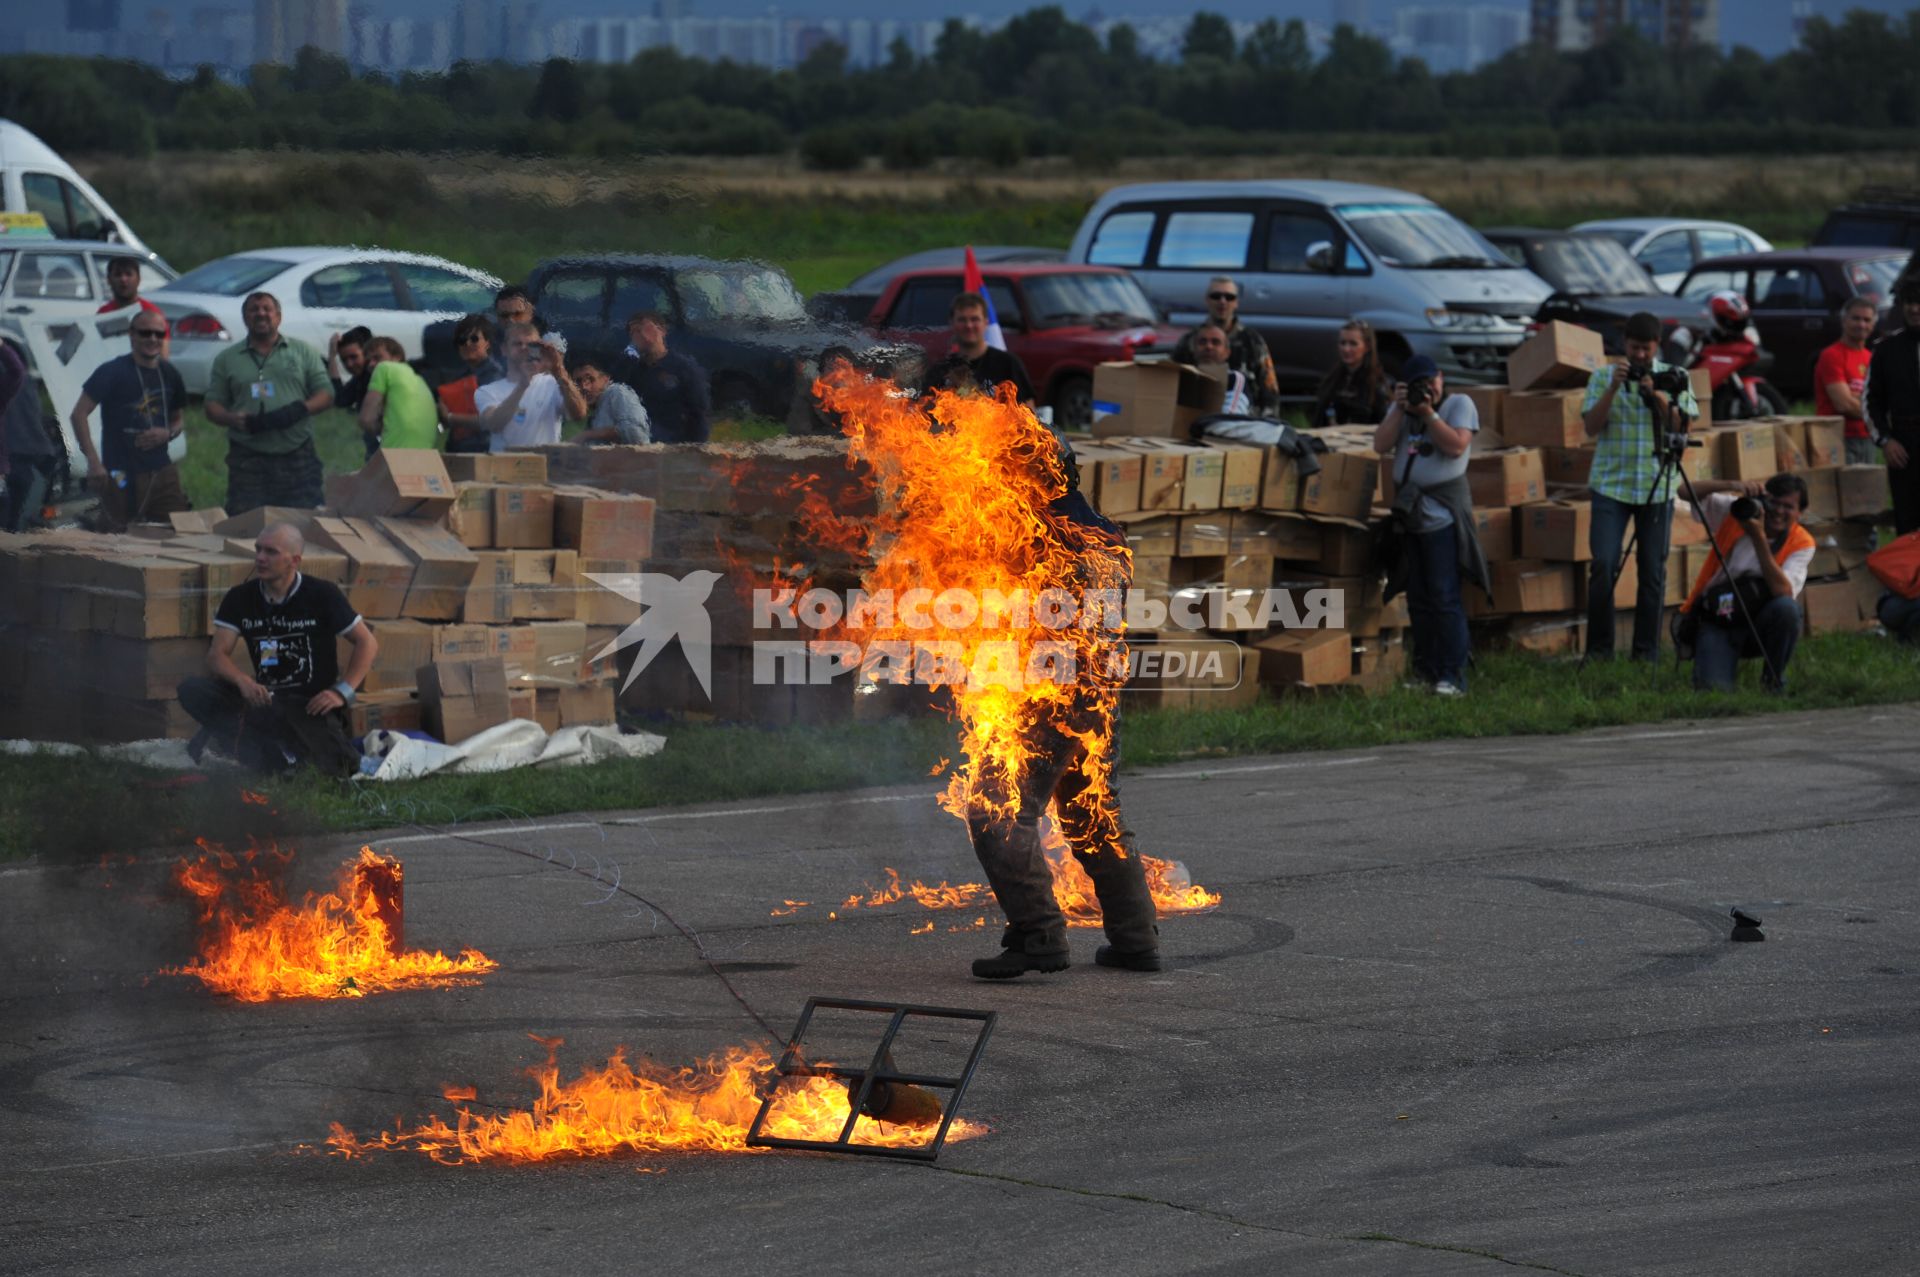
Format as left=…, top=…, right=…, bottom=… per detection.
left=971, top=927, right=1070, bottom=980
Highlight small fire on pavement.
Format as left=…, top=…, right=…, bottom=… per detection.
left=326, top=1034, right=985, bottom=1164
left=162, top=842, right=496, bottom=1002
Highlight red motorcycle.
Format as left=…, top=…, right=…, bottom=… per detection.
left=1680, top=291, right=1789, bottom=421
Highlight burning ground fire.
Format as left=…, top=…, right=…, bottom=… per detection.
left=326, top=1034, right=983, bottom=1163
left=163, top=843, right=496, bottom=1002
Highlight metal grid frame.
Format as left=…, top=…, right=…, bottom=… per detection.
left=745, top=997, right=996, bottom=1162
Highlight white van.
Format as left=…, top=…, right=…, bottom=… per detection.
left=1068, top=180, right=1551, bottom=390
left=0, top=120, right=161, bottom=260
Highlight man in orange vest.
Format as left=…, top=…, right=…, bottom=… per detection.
left=1679, top=474, right=1815, bottom=691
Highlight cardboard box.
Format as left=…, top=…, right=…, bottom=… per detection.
left=1474, top=559, right=1577, bottom=615
left=350, top=690, right=423, bottom=737
left=1802, top=417, right=1845, bottom=469
left=1077, top=445, right=1144, bottom=517
left=1503, top=390, right=1587, bottom=449
left=1470, top=507, right=1515, bottom=563
left=1460, top=385, right=1506, bottom=446
left=306, top=517, right=414, bottom=619
left=1794, top=468, right=1842, bottom=523
left=1518, top=500, right=1592, bottom=562
left=1299, top=451, right=1378, bottom=521
left=446, top=483, right=495, bottom=549
left=494, top=485, right=557, bottom=549
left=554, top=488, right=657, bottom=559
left=1838, top=465, right=1891, bottom=520
left=1259, top=448, right=1301, bottom=511
left=429, top=623, right=494, bottom=663
left=168, top=508, right=228, bottom=534
left=1110, top=440, right=1223, bottom=511
left=361, top=618, right=435, bottom=693
left=558, top=680, right=617, bottom=727
left=508, top=686, right=537, bottom=723
left=418, top=656, right=510, bottom=744
left=1090, top=361, right=1224, bottom=439
left=1114, top=442, right=1184, bottom=511
left=376, top=517, right=479, bottom=621
left=1772, top=422, right=1809, bottom=473
left=511, top=549, right=580, bottom=620
left=1177, top=514, right=1230, bottom=557
left=1540, top=445, right=1595, bottom=488
left=1689, top=368, right=1712, bottom=427
left=1313, top=517, right=1373, bottom=576
left=1467, top=448, right=1546, bottom=508
left=87, top=556, right=202, bottom=639
left=1800, top=578, right=1864, bottom=635
left=442, top=452, right=548, bottom=485
left=1122, top=515, right=1180, bottom=557
left=1252, top=629, right=1349, bottom=686
left=1206, top=443, right=1264, bottom=509
left=1715, top=423, right=1774, bottom=482
left=1229, top=512, right=1301, bottom=558
left=1222, top=552, right=1275, bottom=592
left=583, top=627, right=622, bottom=681
left=331, top=449, right=456, bottom=521
left=524, top=620, right=590, bottom=685
left=1506, top=321, right=1606, bottom=392
left=1176, top=446, right=1226, bottom=511
left=576, top=558, right=643, bottom=626
left=1495, top=613, right=1585, bottom=656
left=462, top=550, right=515, bottom=624
left=1131, top=554, right=1173, bottom=598
left=210, top=506, right=316, bottom=539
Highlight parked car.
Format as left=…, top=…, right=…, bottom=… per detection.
left=1812, top=187, right=1920, bottom=250
left=0, top=119, right=165, bottom=261
left=1675, top=248, right=1910, bottom=397
left=1481, top=227, right=1707, bottom=357
left=525, top=254, right=870, bottom=418
left=809, top=245, right=1065, bottom=323
left=151, top=248, right=502, bottom=394
left=865, top=263, right=1181, bottom=426
left=0, top=236, right=175, bottom=350
left=1068, top=181, right=1551, bottom=390
left=1569, top=218, right=1773, bottom=293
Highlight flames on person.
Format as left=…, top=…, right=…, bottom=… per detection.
left=793, top=369, right=1221, bottom=921
left=326, top=1033, right=983, bottom=1164
left=162, top=842, right=496, bottom=1002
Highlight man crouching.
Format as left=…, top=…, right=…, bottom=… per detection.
left=1678, top=475, right=1814, bottom=693
left=178, top=522, right=377, bottom=775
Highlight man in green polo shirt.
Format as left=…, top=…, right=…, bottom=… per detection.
left=1581, top=311, right=1699, bottom=663
left=204, top=292, right=333, bottom=513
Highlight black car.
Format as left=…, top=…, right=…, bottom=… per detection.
left=525, top=255, right=871, bottom=418
left=1482, top=227, right=1708, bottom=359
left=1676, top=248, right=1910, bottom=397
left=807, top=245, right=1066, bottom=324
left=1812, top=188, right=1920, bottom=251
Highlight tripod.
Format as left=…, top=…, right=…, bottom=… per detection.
left=1605, top=388, right=1782, bottom=687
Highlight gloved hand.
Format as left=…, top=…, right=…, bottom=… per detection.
left=250, top=401, right=311, bottom=434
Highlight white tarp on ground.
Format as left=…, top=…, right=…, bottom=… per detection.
left=1, top=721, right=666, bottom=780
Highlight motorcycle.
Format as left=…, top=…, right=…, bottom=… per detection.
left=1678, top=290, right=1789, bottom=421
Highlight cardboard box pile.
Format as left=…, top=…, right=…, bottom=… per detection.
left=0, top=450, right=649, bottom=745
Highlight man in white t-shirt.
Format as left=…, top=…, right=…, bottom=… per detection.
left=475, top=322, right=586, bottom=451
left=1680, top=474, right=1815, bottom=692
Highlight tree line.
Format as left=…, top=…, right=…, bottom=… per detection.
left=1, top=6, right=1914, bottom=165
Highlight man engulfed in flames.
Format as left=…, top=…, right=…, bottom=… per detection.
left=814, top=368, right=1164, bottom=980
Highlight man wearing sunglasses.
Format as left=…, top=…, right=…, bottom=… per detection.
left=69, top=313, right=189, bottom=525
left=1170, top=275, right=1280, bottom=417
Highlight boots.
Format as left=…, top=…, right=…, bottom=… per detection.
left=971, top=927, right=1070, bottom=980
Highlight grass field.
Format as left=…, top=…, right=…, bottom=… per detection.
left=5, top=632, right=1916, bottom=860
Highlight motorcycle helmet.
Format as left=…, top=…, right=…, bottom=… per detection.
left=1708, top=290, right=1751, bottom=330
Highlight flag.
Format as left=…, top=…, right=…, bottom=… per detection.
left=962, top=246, right=1006, bottom=351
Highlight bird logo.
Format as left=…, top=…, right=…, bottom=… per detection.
left=584, top=570, right=723, bottom=698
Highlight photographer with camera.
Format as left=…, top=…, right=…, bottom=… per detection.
left=1373, top=355, right=1487, bottom=696
left=1676, top=475, right=1814, bottom=692
left=1580, top=311, right=1698, bottom=663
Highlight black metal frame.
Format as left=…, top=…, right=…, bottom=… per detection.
left=745, top=997, right=996, bottom=1162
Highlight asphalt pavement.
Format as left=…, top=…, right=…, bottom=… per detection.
left=3, top=704, right=1917, bottom=1276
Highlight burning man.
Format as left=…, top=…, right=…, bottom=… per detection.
left=966, top=435, right=1161, bottom=981
left=178, top=521, right=376, bottom=776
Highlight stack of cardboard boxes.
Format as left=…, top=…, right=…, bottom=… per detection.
left=0, top=449, right=655, bottom=745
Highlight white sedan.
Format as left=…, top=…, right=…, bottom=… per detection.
left=151, top=247, right=502, bottom=394
left=1570, top=218, right=1774, bottom=294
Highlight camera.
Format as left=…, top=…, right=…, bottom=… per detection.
left=1405, top=377, right=1433, bottom=411
left=1624, top=361, right=1652, bottom=384
left=1730, top=495, right=1773, bottom=522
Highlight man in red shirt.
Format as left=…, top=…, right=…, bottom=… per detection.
left=96, top=257, right=163, bottom=319
left=1815, top=296, right=1877, bottom=463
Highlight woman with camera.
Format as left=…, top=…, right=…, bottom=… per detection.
left=1373, top=355, right=1487, bottom=696
left=1312, top=319, right=1392, bottom=428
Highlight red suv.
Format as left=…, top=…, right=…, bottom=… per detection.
left=865, top=264, right=1182, bottom=426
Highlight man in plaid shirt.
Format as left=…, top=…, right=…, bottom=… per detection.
left=1581, top=312, right=1699, bottom=662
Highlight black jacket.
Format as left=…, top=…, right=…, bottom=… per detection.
left=1866, top=326, right=1920, bottom=443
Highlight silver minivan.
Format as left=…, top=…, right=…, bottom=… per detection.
left=1067, top=180, right=1550, bottom=387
